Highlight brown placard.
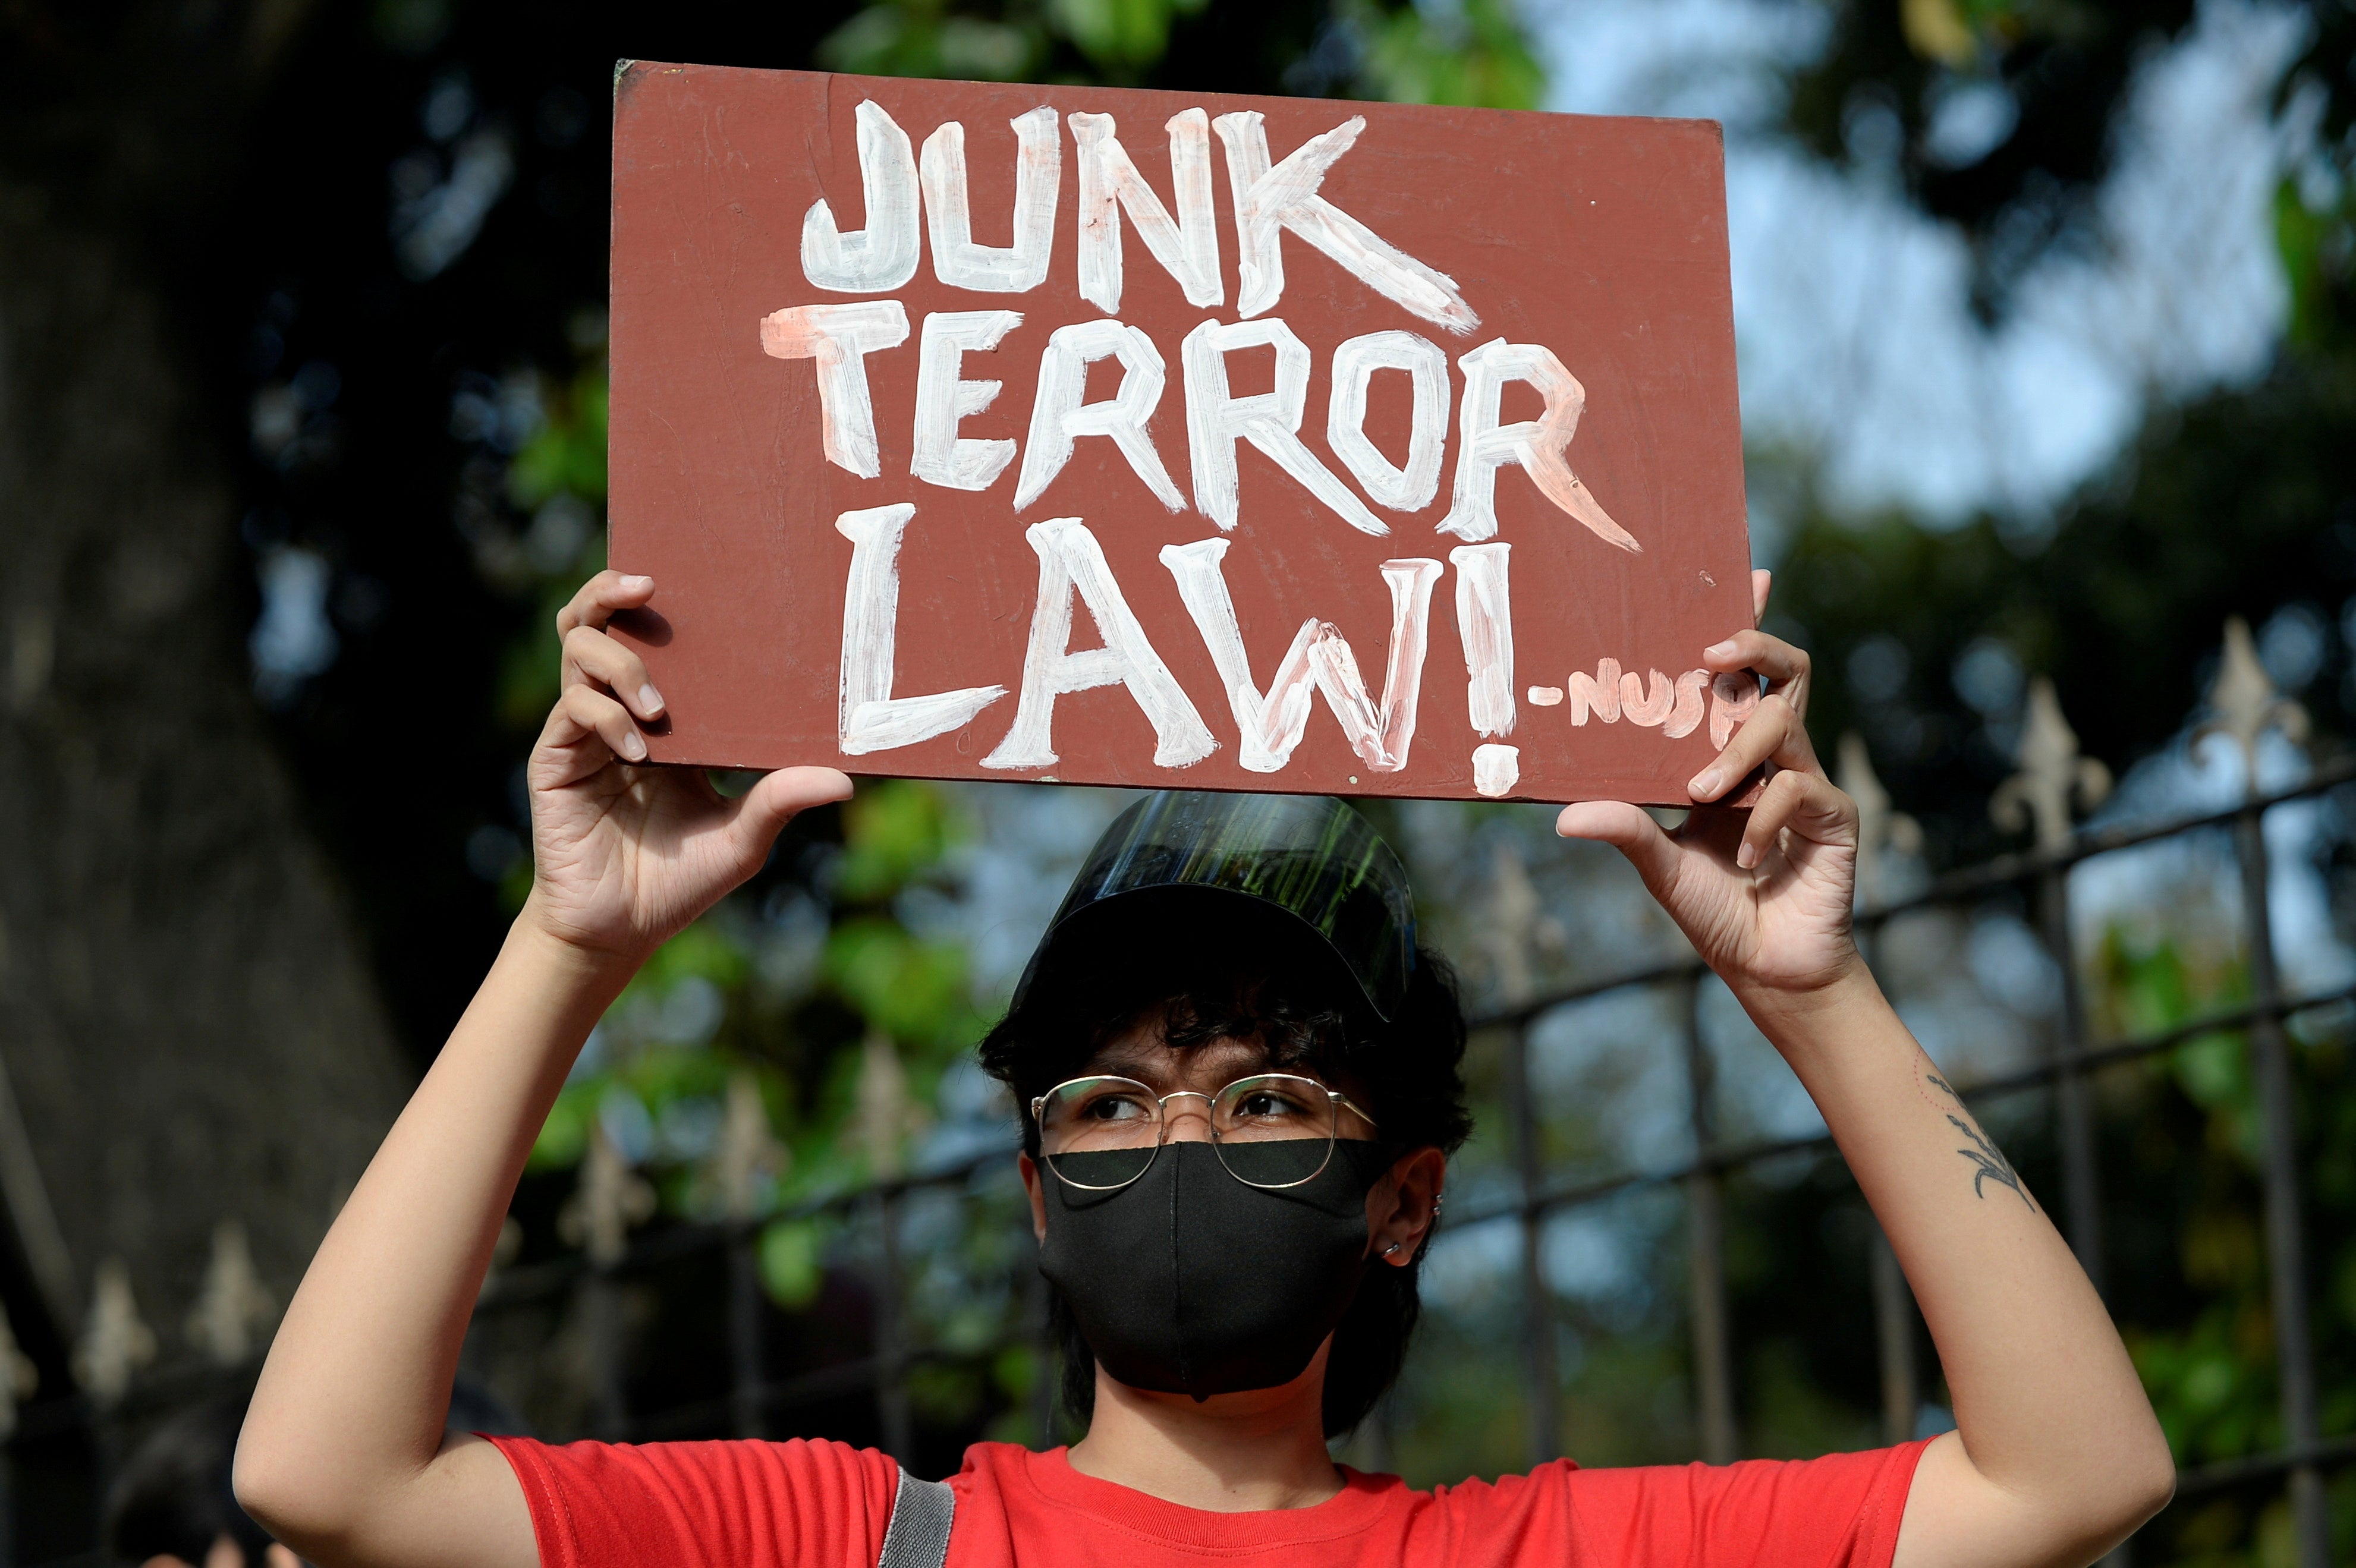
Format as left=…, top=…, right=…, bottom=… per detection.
left=609, top=62, right=1755, bottom=803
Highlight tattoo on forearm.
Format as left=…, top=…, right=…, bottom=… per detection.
left=1920, top=1066, right=2037, bottom=1211
left=1944, top=1113, right=2036, bottom=1208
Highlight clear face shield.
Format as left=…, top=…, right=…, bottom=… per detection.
left=1007, top=791, right=1418, bottom=1029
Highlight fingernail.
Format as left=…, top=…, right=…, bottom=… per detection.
left=1736, top=840, right=1758, bottom=870
left=1690, top=769, right=1722, bottom=798
left=620, top=731, right=648, bottom=761
left=638, top=684, right=665, bottom=716
left=1704, top=640, right=1739, bottom=659
left=622, top=574, right=654, bottom=592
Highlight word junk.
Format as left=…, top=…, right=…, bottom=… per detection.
left=763, top=97, right=1687, bottom=798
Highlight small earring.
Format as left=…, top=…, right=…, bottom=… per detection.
left=1382, top=1242, right=1402, bottom=1257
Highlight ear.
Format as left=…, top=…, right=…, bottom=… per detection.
left=1364, top=1147, right=1447, bottom=1265
left=1020, top=1151, right=1048, bottom=1241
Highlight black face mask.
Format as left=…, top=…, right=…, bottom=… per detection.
left=1037, top=1139, right=1392, bottom=1402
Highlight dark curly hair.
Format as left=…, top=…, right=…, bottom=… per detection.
left=979, top=893, right=1471, bottom=1439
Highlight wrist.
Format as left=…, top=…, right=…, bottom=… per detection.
left=509, top=899, right=647, bottom=999
left=1729, top=956, right=1891, bottom=1060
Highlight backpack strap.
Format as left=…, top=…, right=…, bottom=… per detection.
left=878, top=1471, right=956, bottom=1568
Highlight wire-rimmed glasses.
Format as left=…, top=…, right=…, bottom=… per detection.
left=1030, top=1072, right=1379, bottom=1191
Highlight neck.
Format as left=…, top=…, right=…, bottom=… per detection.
left=1064, top=1349, right=1343, bottom=1512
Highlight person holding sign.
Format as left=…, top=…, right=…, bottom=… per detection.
left=235, top=566, right=2171, bottom=1568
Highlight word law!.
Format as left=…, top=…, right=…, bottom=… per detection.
left=759, top=99, right=1754, bottom=795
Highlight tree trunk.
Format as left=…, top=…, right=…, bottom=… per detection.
left=0, top=1, right=410, bottom=1394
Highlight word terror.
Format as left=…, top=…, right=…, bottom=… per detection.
left=763, top=101, right=1630, bottom=550
left=770, top=99, right=1659, bottom=797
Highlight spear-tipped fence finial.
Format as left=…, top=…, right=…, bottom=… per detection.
left=2194, top=615, right=2308, bottom=795
left=560, top=1121, right=656, bottom=1268
left=854, top=1030, right=920, bottom=1184
left=186, top=1219, right=276, bottom=1365
left=1482, top=842, right=1542, bottom=1006
left=711, top=1069, right=788, bottom=1223
left=1990, top=678, right=2110, bottom=852
left=1838, top=733, right=1920, bottom=911
left=1476, top=840, right=1567, bottom=1007
left=74, top=1257, right=156, bottom=1407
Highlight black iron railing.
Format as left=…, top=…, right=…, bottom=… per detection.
left=24, top=761, right=2356, bottom=1568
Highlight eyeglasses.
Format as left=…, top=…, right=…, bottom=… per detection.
left=1030, top=1072, right=1379, bottom=1192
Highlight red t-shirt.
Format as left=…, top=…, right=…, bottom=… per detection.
left=490, top=1434, right=1930, bottom=1568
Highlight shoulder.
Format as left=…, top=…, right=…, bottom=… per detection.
left=1411, top=1459, right=1581, bottom=1521
left=935, top=1441, right=1044, bottom=1516
left=488, top=1435, right=904, bottom=1568
left=493, top=1434, right=899, bottom=1497
left=1560, top=1446, right=1927, bottom=1516
left=1410, top=1448, right=1926, bottom=1567
left=948, top=1441, right=1030, bottom=1482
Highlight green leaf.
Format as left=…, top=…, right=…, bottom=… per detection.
left=825, top=917, right=980, bottom=1048
left=836, top=779, right=965, bottom=903
left=991, top=1342, right=1040, bottom=1402
left=905, top=1361, right=986, bottom=1424
left=1353, top=0, right=1545, bottom=112
left=820, top=4, right=1047, bottom=80
left=1050, top=0, right=1184, bottom=71
left=758, top=1217, right=827, bottom=1308
left=620, top=1045, right=734, bottom=1110
left=508, top=367, right=609, bottom=509
left=529, top=1079, right=601, bottom=1170
left=495, top=536, right=606, bottom=729
left=631, top=919, right=752, bottom=997
left=2275, top=177, right=2340, bottom=351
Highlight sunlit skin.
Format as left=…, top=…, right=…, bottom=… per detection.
left=235, top=567, right=2172, bottom=1568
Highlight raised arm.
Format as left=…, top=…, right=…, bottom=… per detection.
left=1557, top=572, right=2173, bottom=1568
left=234, top=572, right=850, bottom=1568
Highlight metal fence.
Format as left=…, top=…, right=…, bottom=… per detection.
left=18, top=639, right=2355, bottom=1568
left=1459, top=753, right=2356, bottom=1568
left=479, top=697, right=2348, bottom=1567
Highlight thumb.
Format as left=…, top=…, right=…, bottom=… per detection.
left=1555, top=800, right=1682, bottom=900
left=724, top=766, right=854, bottom=864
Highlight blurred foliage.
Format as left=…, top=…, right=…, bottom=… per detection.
left=1786, top=0, right=2200, bottom=315
left=819, top=0, right=1540, bottom=107
left=1347, top=0, right=1542, bottom=112
left=838, top=780, right=965, bottom=902
left=1767, top=8, right=2356, bottom=1557
left=125, top=0, right=2352, bottom=1536
left=507, top=362, right=608, bottom=509
left=1781, top=0, right=2356, bottom=348
left=1782, top=0, right=2356, bottom=329
left=2084, top=930, right=2356, bottom=1563
left=1770, top=343, right=2356, bottom=866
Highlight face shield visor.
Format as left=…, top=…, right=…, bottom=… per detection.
left=1008, top=791, right=1417, bottom=1027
